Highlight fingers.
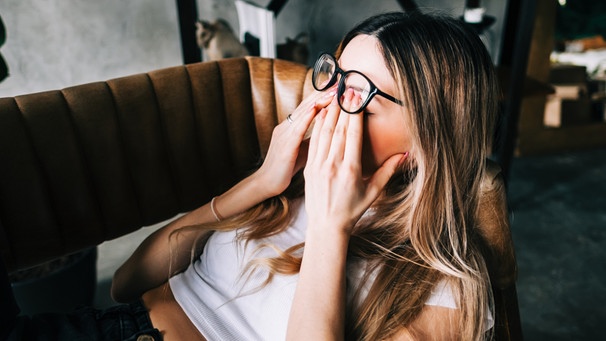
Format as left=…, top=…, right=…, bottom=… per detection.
left=258, top=87, right=338, bottom=196
left=287, top=100, right=319, bottom=138
left=308, top=89, right=364, bottom=166
left=367, top=153, right=407, bottom=198
left=311, top=96, right=340, bottom=162
left=328, top=91, right=350, bottom=161
left=285, top=87, right=336, bottom=126
left=294, top=138, right=310, bottom=173
left=307, top=107, right=326, bottom=161
left=281, top=89, right=336, bottom=155
left=342, top=91, right=363, bottom=163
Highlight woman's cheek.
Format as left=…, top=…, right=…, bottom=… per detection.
left=361, top=116, right=410, bottom=176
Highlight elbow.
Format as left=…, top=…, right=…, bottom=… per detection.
left=110, top=280, right=126, bottom=303
left=110, top=266, right=134, bottom=303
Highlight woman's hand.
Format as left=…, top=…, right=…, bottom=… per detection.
left=303, top=89, right=406, bottom=234
left=254, top=88, right=336, bottom=197
left=288, top=90, right=405, bottom=340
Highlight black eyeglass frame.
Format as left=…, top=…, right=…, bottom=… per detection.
left=311, top=52, right=403, bottom=114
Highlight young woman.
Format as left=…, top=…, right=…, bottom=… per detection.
left=4, top=11, right=498, bottom=341
left=113, top=11, right=499, bottom=341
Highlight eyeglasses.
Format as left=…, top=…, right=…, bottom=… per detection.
left=312, top=53, right=403, bottom=114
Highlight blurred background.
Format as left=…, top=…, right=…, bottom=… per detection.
left=0, top=0, right=508, bottom=97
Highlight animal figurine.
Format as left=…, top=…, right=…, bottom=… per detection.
left=195, top=19, right=249, bottom=61
left=277, top=32, right=309, bottom=65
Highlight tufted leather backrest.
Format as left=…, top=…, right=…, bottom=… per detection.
left=0, top=55, right=517, bottom=285
left=0, top=56, right=520, bottom=340
left=0, top=57, right=311, bottom=272
left=478, top=160, right=517, bottom=290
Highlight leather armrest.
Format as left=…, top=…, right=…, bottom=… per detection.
left=477, top=159, right=518, bottom=289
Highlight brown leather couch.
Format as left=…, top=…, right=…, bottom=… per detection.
left=0, top=57, right=522, bottom=340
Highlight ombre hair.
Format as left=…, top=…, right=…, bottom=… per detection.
left=176, top=11, right=499, bottom=341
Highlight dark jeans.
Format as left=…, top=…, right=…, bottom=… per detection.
left=1, top=259, right=162, bottom=341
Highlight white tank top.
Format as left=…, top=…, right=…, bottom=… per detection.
left=169, top=199, right=485, bottom=341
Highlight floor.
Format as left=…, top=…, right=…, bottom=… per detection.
left=94, top=216, right=181, bottom=309
left=93, top=147, right=606, bottom=340
left=506, top=147, right=606, bottom=341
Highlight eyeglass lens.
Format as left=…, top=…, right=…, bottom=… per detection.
left=313, top=54, right=372, bottom=113
left=340, top=73, right=371, bottom=112
left=313, top=54, right=336, bottom=90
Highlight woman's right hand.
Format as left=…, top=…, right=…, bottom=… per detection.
left=113, top=90, right=335, bottom=303
left=253, top=88, right=336, bottom=197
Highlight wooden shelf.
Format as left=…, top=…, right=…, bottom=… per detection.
left=518, top=120, right=606, bottom=155
left=509, top=0, right=606, bottom=157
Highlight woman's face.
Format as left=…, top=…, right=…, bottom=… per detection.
left=338, top=35, right=411, bottom=176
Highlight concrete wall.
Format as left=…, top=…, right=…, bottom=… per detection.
left=0, top=0, right=506, bottom=98
left=0, top=0, right=181, bottom=97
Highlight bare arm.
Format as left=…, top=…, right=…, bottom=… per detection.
left=111, top=90, right=335, bottom=303
left=287, top=225, right=350, bottom=340
left=287, top=94, right=404, bottom=339
left=111, top=174, right=270, bottom=303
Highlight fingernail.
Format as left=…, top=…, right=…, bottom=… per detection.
left=398, top=152, right=409, bottom=166
left=324, top=91, right=336, bottom=98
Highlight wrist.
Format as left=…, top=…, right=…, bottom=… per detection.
left=250, top=169, right=285, bottom=198
left=303, top=222, right=350, bottom=260
left=306, top=220, right=353, bottom=240
left=235, top=172, right=281, bottom=208
left=210, top=173, right=276, bottom=221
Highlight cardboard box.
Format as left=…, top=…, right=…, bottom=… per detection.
left=544, top=65, right=594, bottom=127
left=543, top=83, right=591, bottom=127
left=549, top=64, right=587, bottom=84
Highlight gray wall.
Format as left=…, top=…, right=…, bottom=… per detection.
left=0, top=0, right=182, bottom=97
left=0, top=0, right=506, bottom=98
left=197, top=0, right=507, bottom=62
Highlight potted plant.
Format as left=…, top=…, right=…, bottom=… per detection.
left=1, top=13, right=8, bottom=82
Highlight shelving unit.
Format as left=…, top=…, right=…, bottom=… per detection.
left=514, top=0, right=606, bottom=156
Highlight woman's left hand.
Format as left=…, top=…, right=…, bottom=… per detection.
left=303, top=89, right=406, bottom=235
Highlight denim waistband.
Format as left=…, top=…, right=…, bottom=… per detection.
left=118, top=299, right=163, bottom=341
left=8, top=299, right=163, bottom=341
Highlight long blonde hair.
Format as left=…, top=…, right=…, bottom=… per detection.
left=177, top=12, right=499, bottom=341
